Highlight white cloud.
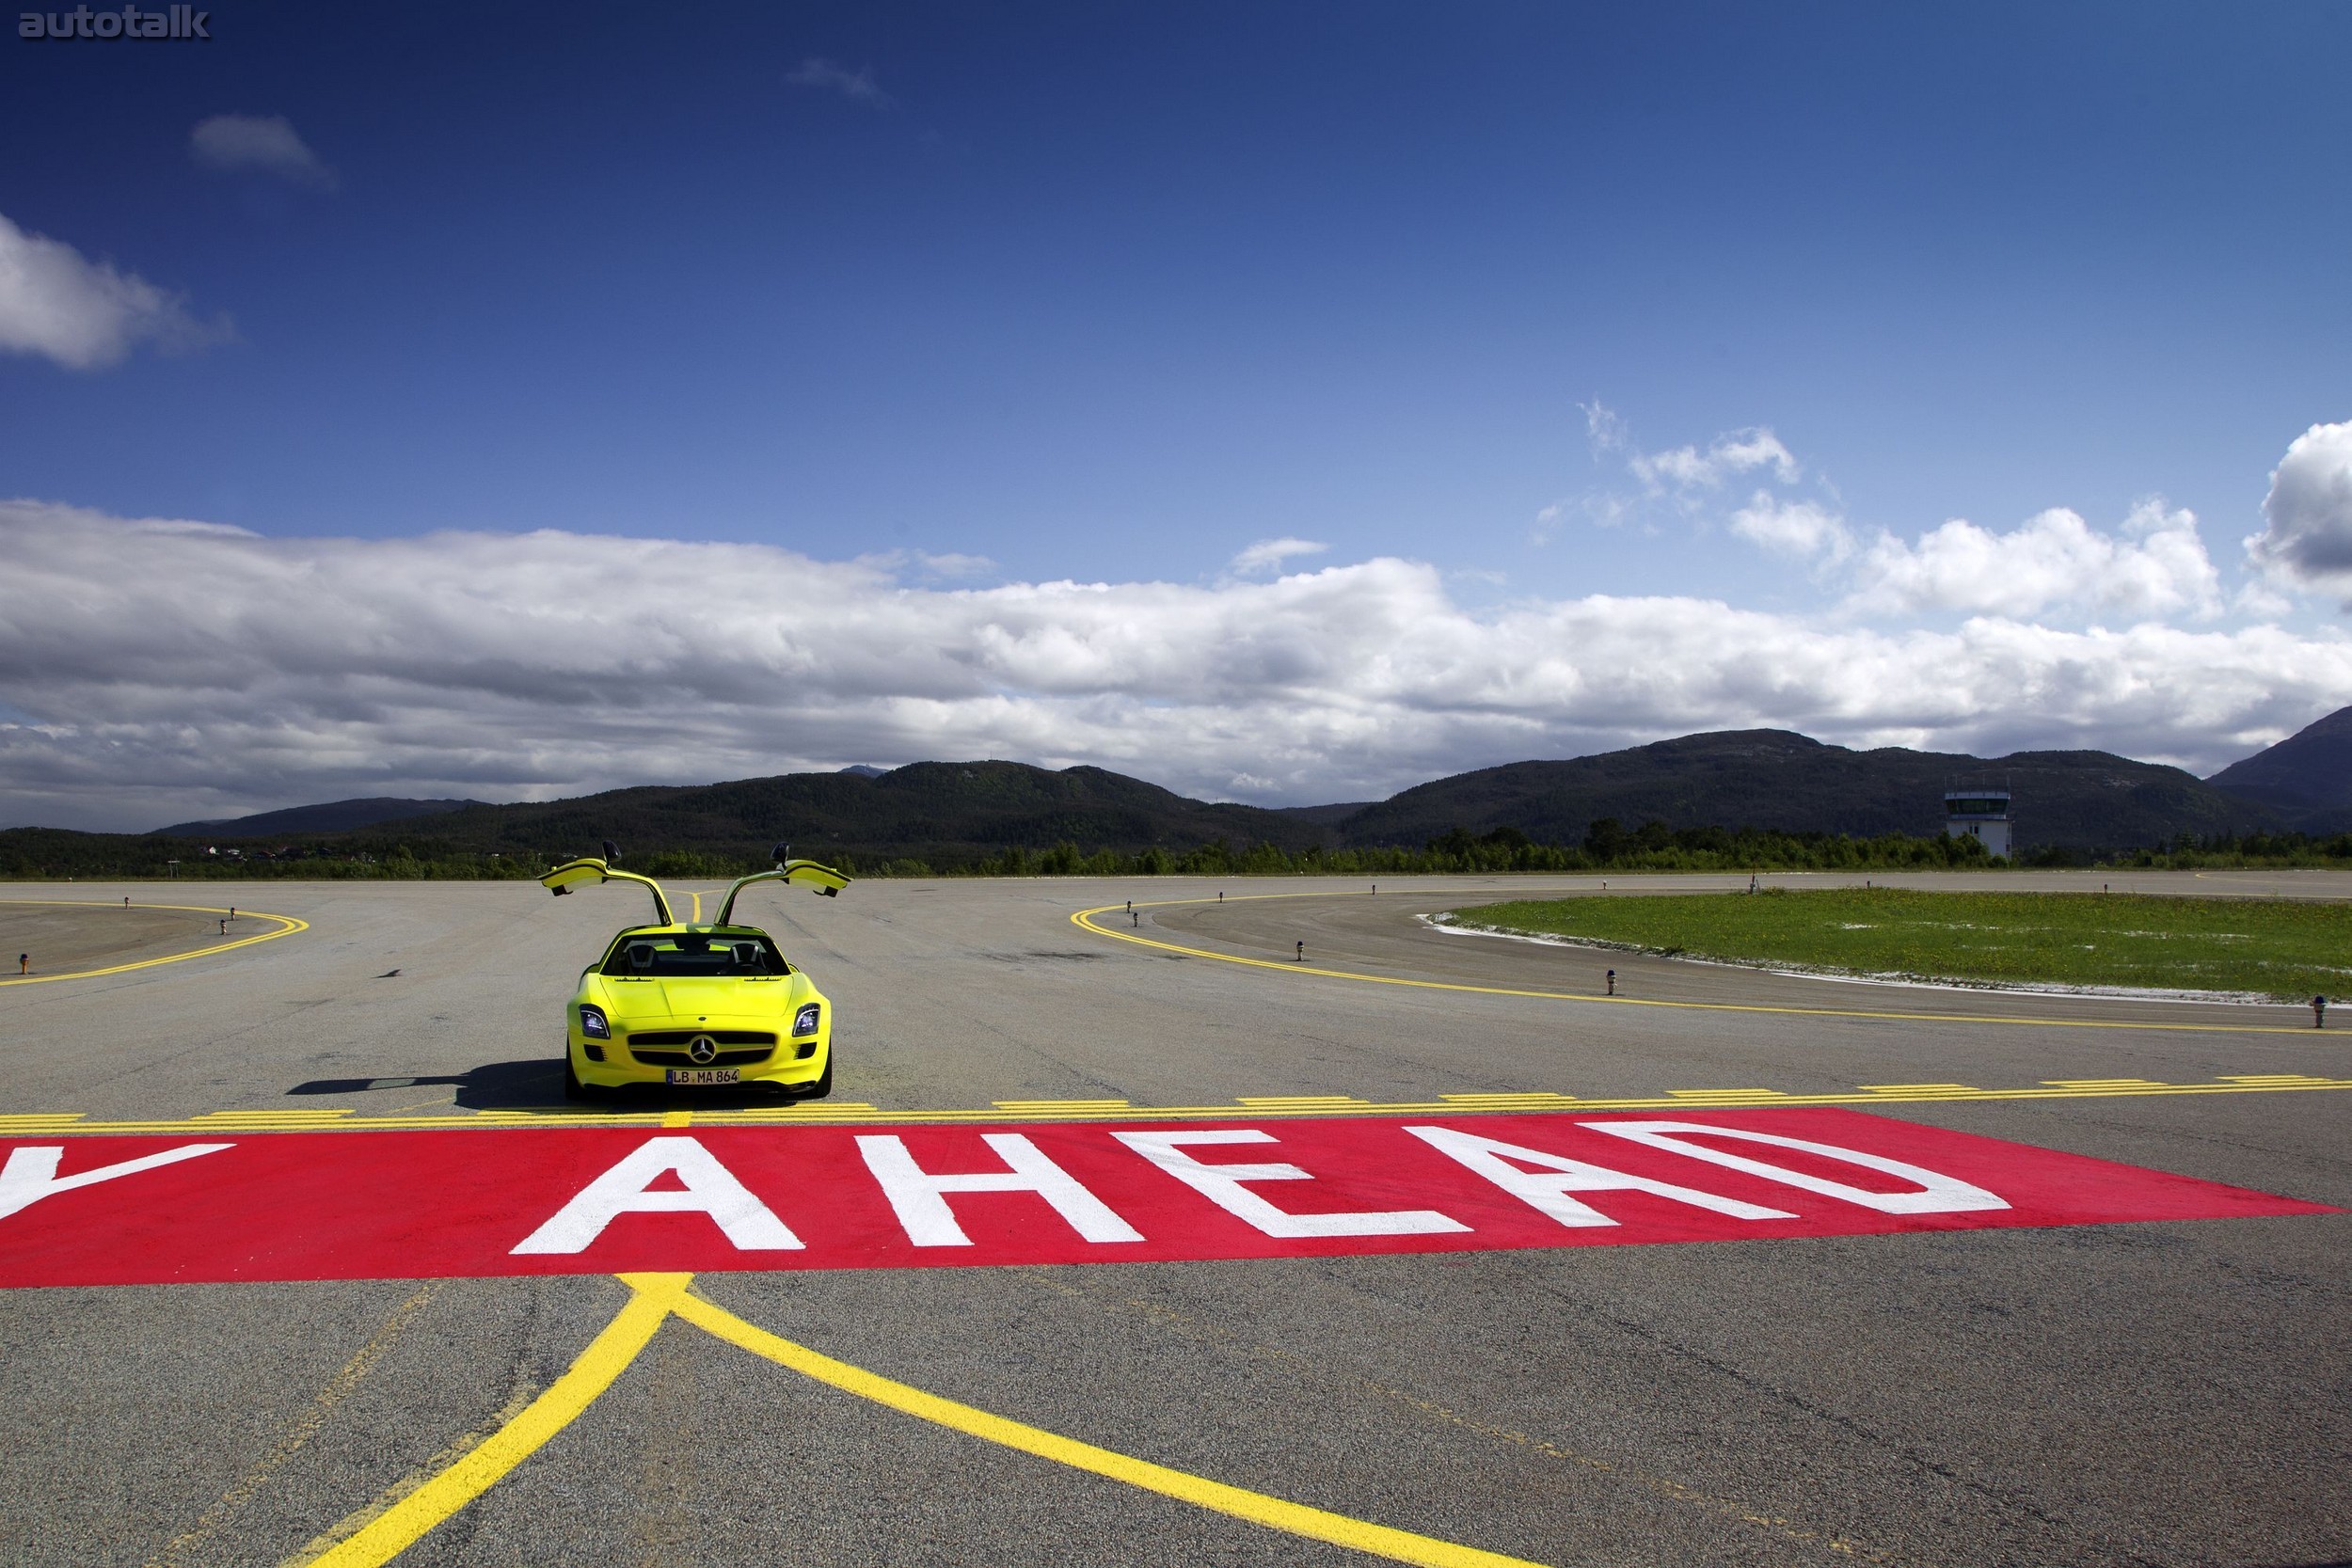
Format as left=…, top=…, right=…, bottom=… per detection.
left=3, top=500, right=2345, bottom=831
left=2246, top=420, right=2352, bottom=599
left=2233, top=579, right=2296, bottom=619
left=1531, top=493, right=1634, bottom=545
left=1844, top=500, right=2222, bottom=622
left=1727, top=492, right=1852, bottom=562
left=785, top=57, right=893, bottom=107
left=189, top=115, right=337, bottom=189
left=1629, top=428, right=1800, bottom=493
left=1580, top=399, right=1627, bottom=455
left=0, top=211, right=228, bottom=371
left=1547, top=407, right=1808, bottom=544
left=1229, top=537, right=1329, bottom=576
left=853, top=548, right=995, bottom=581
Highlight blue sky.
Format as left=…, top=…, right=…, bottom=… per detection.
left=5, top=3, right=2352, bottom=828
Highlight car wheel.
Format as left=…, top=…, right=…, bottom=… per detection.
left=564, top=1056, right=602, bottom=1102
left=795, top=1052, right=833, bottom=1101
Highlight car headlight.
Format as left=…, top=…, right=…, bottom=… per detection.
left=791, top=1003, right=822, bottom=1037
left=579, top=1004, right=611, bottom=1039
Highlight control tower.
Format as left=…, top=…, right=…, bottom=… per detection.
left=1943, top=786, right=2013, bottom=859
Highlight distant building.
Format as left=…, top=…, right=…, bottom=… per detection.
left=1944, top=788, right=2012, bottom=858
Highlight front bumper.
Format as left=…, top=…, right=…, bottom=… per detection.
left=572, top=1023, right=828, bottom=1090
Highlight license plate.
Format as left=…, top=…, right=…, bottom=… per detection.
left=665, top=1069, right=740, bottom=1086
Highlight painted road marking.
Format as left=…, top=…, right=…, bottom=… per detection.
left=292, top=1272, right=1553, bottom=1568
left=1018, top=1270, right=1892, bottom=1566
left=149, top=1279, right=446, bottom=1568
left=0, top=1112, right=2328, bottom=1288
left=0, top=899, right=309, bottom=987
left=672, top=1287, right=1550, bottom=1568
left=1074, top=892, right=2330, bottom=1034
left=296, top=1275, right=686, bottom=1568
left=0, top=1140, right=233, bottom=1221
left=13, top=1072, right=2348, bottom=1138
left=196, top=1109, right=358, bottom=1123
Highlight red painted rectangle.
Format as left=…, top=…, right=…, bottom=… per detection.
left=0, top=1110, right=2332, bottom=1288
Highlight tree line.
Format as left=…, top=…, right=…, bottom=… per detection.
left=8, top=816, right=2349, bottom=882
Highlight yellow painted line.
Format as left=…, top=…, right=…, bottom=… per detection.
left=152, top=1281, right=443, bottom=1568
left=1074, top=894, right=2326, bottom=1035
left=285, top=1273, right=1559, bottom=1568
left=691, top=892, right=704, bottom=922
left=996, top=1100, right=1134, bottom=1110
left=196, top=1109, right=358, bottom=1120
left=18, top=1076, right=2352, bottom=1139
left=671, top=1288, right=1552, bottom=1568
left=292, top=1274, right=688, bottom=1568
left=660, top=1109, right=693, bottom=1128
left=1236, top=1095, right=1369, bottom=1106
left=0, top=899, right=309, bottom=987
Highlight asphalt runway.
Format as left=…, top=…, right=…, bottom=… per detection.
left=0, top=872, right=2345, bottom=1568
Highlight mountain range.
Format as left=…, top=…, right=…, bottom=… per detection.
left=156, top=797, right=485, bottom=838
left=93, top=705, right=2346, bottom=865
left=2204, top=705, right=2352, bottom=833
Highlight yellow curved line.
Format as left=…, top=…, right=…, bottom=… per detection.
left=291, top=1274, right=689, bottom=1568
left=673, top=1288, right=1551, bottom=1568
left=287, top=1272, right=1547, bottom=1568
left=1072, top=892, right=2314, bottom=1035
left=0, top=899, right=309, bottom=987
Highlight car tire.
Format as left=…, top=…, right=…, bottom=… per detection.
left=795, top=1052, right=833, bottom=1101
left=564, top=1056, right=603, bottom=1102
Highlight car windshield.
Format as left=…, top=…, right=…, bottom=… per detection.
left=601, top=932, right=789, bottom=977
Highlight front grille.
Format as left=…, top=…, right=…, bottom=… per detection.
left=626, top=1030, right=776, bottom=1047
left=628, top=1046, right=775, bottom=1068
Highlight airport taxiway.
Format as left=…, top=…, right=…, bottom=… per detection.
left=0, top=872, right=2344, bottom=1568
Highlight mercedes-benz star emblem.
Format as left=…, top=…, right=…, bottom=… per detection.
left=687, top=1035, right=719, bottom=1065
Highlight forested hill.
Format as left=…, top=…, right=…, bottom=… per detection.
left=2205, top=705, right=2352, bottom=832
left=0, top=732, right=2296, bottom=879
left=157, top=797, right=483, bottom=837
left=219, top=761, right=1324, bottom=868
left=1327, top=730, right=2275, bottom=851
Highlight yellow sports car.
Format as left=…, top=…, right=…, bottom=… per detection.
left=542, top=846, right=850, bottom=1101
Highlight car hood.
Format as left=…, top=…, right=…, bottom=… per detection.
left=591, top=974, right=810, bottom=1022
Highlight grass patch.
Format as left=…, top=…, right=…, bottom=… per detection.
left=1452, top=888, right=2351, bottom=1000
